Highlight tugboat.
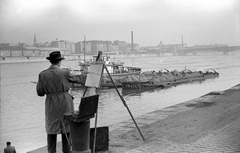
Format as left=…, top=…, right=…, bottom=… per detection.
left=70, top=54, right=141, bottom=88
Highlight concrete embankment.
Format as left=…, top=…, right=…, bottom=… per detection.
left=28, top=83, right=240, bottom=153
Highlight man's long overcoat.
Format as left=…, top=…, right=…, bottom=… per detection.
left=37, top=65, right=83, bottom=134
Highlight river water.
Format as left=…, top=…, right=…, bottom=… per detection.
left=1, top=52, right=240, bottom=153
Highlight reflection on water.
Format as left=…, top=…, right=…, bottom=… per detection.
left=1, top=52, right=240, bottom=152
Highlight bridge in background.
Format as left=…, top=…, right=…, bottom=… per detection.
left=158, top=45, right=240, bottom=56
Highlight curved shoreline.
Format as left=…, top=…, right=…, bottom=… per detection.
left=2, top=51, right=232, bottom=64
left=0, top=54, right=158, bottom=64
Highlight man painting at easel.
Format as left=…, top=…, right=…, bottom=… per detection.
left=36, top=51, right=84, bottom=153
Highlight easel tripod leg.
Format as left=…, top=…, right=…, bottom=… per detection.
left=104, top=65, right=145, bottom=141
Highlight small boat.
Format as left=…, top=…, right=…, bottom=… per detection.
left=70, top=55, right=141, bottom=88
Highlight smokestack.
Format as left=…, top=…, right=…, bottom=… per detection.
left=33, top=33, right=37, bottom=46
left=182, top=35, right=184, bottom=46
left=131, top=31, right=133, bottom=51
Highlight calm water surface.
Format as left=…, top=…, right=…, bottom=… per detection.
left=1, top=52, right=240, bottom=152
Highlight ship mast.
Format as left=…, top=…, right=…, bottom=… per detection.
left=182, top=35, right=184, bottom=52
left=84, top=35, right=86, bottom=62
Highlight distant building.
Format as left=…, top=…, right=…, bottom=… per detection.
left=126, top=43, right=139, bottom=51
left=68, top=42, right=75, bottom=54
left=0, top=43, right=25, bottom=57
left=23, top=46, right=40, bottom=57
left=163, top=44, right=183, bottom=52
left=75, top=40, right=118, bottom=55
left=37, top=47, right=69, bottom=57
left=51, top=39, right=66, bottom=48
left=0, top=43, right=41, bottom=58
left=75, top=41, right=82, bottom=54
left=0, top=43, right=69, bottom=59
left=51, top=39, right=74, bottom=54
left=139, top=41, right=183, bottom=54
left=111, top=44, right=119, bottom=51
left=75, top=41, right=92, bottom=55
left=89, top=40, right=112, bottom=55
left=113, top=40, right=128, bottom=52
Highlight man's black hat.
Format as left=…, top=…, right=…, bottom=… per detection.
left=46, top=51, right=65, bottom=61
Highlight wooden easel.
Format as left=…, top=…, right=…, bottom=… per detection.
left=82, top=61, right=104, bottom=153
left=83, top=52, right=145, bottom=153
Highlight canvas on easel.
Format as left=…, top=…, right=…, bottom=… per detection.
left=82, top=61, right=105, bottom=153
left=85, top=62, right=104, bottom=88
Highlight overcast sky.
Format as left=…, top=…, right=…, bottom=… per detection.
left=0, top=0, right=239, bottom=47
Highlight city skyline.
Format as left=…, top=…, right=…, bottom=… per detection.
left=0, top=0, right=240, bottom=47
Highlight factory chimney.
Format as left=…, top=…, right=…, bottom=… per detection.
left=33, top=33, right=37, bottom=46
left=182, top=35, right=184, bottom=52
left=131, top=31, right=134, bottom=51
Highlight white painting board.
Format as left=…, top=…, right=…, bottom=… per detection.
left=85, top=62, right=104, bottom=88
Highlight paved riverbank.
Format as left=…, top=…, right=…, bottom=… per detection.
left=28, top=84, right=240, bottom=153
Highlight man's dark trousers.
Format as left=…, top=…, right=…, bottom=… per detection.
left=47, top=133, right=71, bottom=153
